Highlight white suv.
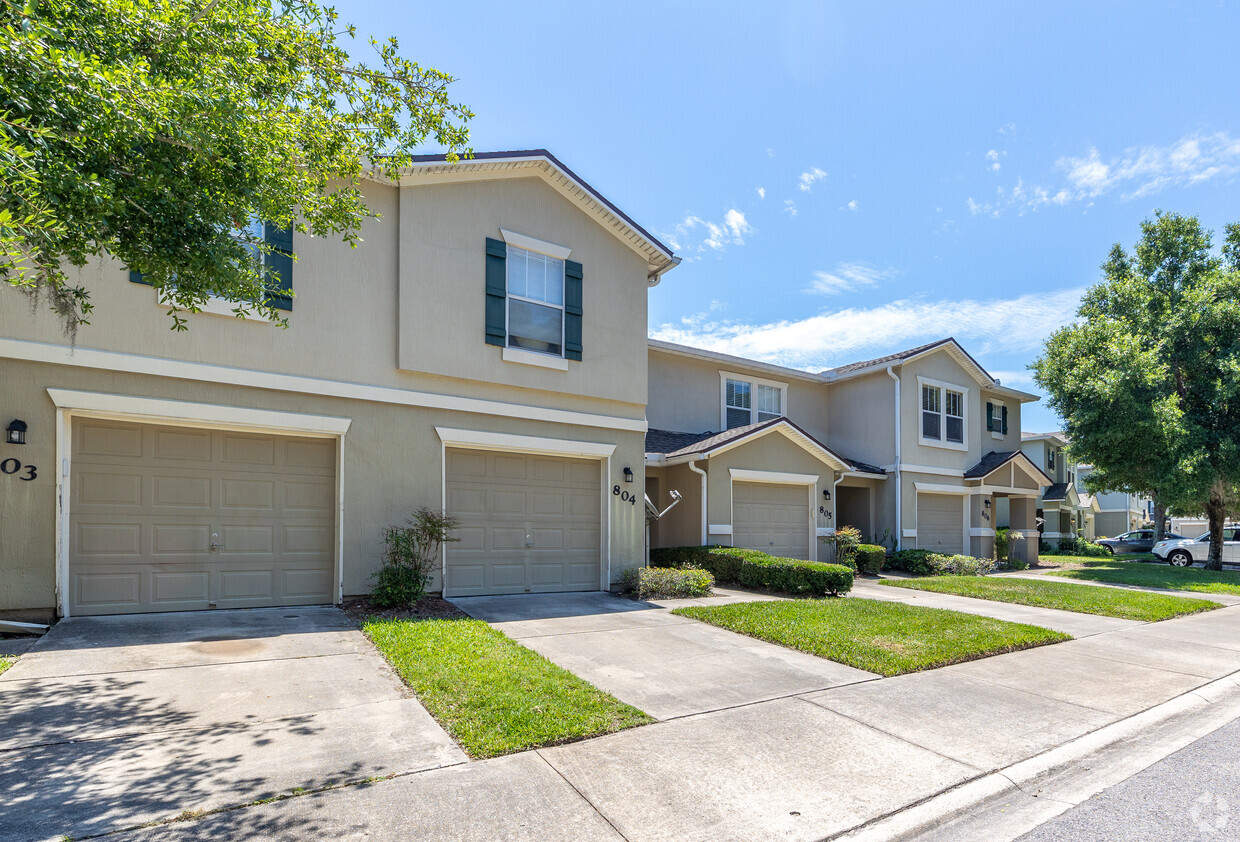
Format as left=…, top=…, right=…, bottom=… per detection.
left=1153, top=527, right=1240, bottom=567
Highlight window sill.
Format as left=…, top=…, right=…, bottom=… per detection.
left=991, top=431, right=1006, bottom=440
left=918, top=437, right=968, bottom=452
left=157, top=293, right=274, bottom=322
left=502, top=347, right=569, bottom=371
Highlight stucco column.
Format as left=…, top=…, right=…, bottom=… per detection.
left=1008, top=496, right=1039, bottom=565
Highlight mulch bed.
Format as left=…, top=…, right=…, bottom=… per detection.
left=340, top=595, right=468, bottom=627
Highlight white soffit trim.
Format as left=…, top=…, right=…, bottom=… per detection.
left=730, top=468, right=818, bottom=485
left=4, top=338, right=645, bottom=433
left=47, top=389, right=352, bottom=436
left=708, top=524, right=734, bottom=536
left=436, top=427, right=616, bottom=458
left=500, top=228, right=572, bottom=260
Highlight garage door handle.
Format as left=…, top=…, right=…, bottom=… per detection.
left=211, top=541, right=224, bottom=551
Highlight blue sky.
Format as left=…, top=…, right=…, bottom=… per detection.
left=344, top=0, right=1240, bottom=433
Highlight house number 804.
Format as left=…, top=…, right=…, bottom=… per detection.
left=0, top=458, right=36, bottom=481
left=612, top=485, right=636, bottom=505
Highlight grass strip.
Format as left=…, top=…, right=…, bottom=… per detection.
left=672, top=597, right=1069, bottom=677
left=0, top=657, right=13, bottom=676
left=1048, top=560, right=1240, bottom=596
left=882, top=575, right=1219, bottom=621
left=364, top=618, right=652, bottom=758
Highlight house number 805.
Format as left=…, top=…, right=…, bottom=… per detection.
left=0, top=458, right=36, bottom=481
left=612, top=485, right=636, bottom=505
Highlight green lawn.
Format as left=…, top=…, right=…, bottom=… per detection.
left=882, top=576, right=1219, bottom=621
left=671, top=598, right=1069, bottom=677
left=364, top=618, right=652, bottom=758
left=1048, top=560, right=1240, bottom=596
left=0, top=657, right=13, bottom=676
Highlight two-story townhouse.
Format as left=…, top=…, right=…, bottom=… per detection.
left=1075, top=464, right=1152, bottom=538
left=1015, top=432, right=1084, bottom=544
left=645, top=337, right=1047, bottom=563
left=0, top=150, right=678, bottom=620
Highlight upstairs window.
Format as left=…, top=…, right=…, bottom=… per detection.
left=919, top=378, right=968, bottom=449
left=506, top=245, right=565, bottom=356
left=722, top=374, right=786, bottom=429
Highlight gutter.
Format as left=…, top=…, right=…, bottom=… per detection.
left=886, top=366, right=902, bottom=550
left=647, top=256, right=683, bottom=288
left=687, top=459, right=708, bottom=544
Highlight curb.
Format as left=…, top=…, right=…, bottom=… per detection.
left=834, top=669, right=1240, bottom=841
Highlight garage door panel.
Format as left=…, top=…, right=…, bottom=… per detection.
left=918, top=494, right=964, bottom=554
left=733, top=481, right=810, bottom=560
left=445, top=449, right=601, bottom=596
left=70, top=419, right=335, bottom=615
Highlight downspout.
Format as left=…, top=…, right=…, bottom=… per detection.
left=688, top=459, right=708, bottom=544
left=886, top=366, right=902, bottom=550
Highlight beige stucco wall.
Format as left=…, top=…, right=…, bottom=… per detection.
left=980, top=387, right=1023, bottom=452
left=823, top=372, right=895, bottom=469
left=900, top=352, right=990, bottom=471
left=646, top=348, right=828, bottom=441
left=0, top=359, right=648, bottom=615
left=398, top=176, right=650, bottom=408
left=646, top=462, right=705, bottom=549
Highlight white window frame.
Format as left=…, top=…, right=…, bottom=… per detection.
left=944, top=388, right=965, bottom=444
left=504, top=243, right=566, bottom=360
left=719, top=370, right=788, bottom=430
left=916, top=376, right=968, bottom=452
left=152, top=216, right=277, bottom=322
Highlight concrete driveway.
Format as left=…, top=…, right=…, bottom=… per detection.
left=451, top=591, right=878, bottom=719
left=0, top=607, right=465, bottom=841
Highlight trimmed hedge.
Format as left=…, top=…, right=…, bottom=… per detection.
left=619, top=566, right=714, bottom=599
left=887, top=549, right=994, bottom=576
left=854, top=544, right=886, bottom=575
left=888, top=549, right=936, bottom=575
left=650, top=546, right=853, bottom=597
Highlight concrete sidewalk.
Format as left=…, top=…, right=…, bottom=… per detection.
left=117, top=598, right=1240, bottom=842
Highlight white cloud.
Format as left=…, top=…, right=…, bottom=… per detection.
left=998, top=122, right=1017, bottom=136
left=798, top=167, right=828, bottom=192
left=980, top=132, right=1240, bottom=217
left=986, top=149, right=1003, bottom=171
left=846, top=199, right=858, bottom=211
left=756, top=187, right=766, bottom=200
left=806, top=262, right=895, bottom=295
left=783, top=199, right=798, bottom=217
left=665, top=208, right=755, bottom=254
left=649, top=287, right=1086, bottom=370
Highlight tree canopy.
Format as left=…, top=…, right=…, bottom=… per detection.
left=1034, top=212, right=1240, bottom=568
left=1, top=0, right=471, bottom=331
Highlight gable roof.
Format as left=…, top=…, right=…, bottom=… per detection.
left=824, top=339, right=955, bottom=377
left=963, top=450, right=1054, bottom=486
left=645, top=418, right=885, bottom=477
left=1022, top=431, right=1070, bottom=446
left=821, top=337, right=1038, bottom=402
left=647, top=339, right=826, bottom=384
left=1041, top=482, right=1072, bottom=502
left=387, top=150, right=679, bottom=283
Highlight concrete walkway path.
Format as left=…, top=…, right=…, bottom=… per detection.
left=452, top=591, right=877, bottom=719
left=0, top=608, right=464, bottom=842
left=114, top=599, right=1240, bottom=842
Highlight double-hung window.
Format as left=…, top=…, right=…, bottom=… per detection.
left=506, top=245, right=565, bottom=356
left=919, top=379, right=967, bottom=448
left=722, top=374, right=785, bottom=429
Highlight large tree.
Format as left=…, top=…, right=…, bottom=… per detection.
left=1035, top=212, right=1240, bottom=570
left=2, top=0, right=471, bottom=331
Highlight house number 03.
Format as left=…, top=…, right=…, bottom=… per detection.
left=612, top=485, right=637, bottom=505
left=0, top=458, right=36, bottom=481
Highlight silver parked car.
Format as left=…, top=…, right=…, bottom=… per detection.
left=1152, top=527, right=1240, bottom=567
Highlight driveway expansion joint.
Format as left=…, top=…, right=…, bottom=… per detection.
left=535, top=750, right=632, bottom=841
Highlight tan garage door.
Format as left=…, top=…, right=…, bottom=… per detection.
left=733, top=481, right=810, bottom=560
left=70, top=419, right=336, bottom=616
left=445, top=449, right=601, bottom=596
left=918, top=493, right=964, bottom=554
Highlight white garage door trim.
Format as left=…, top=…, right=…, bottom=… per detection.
left=435, top=428, right=616, bottom=593
left=727, top=468, right=818, bottom=561
left=48, top=389, right=350, bottom=618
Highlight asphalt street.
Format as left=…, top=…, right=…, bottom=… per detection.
left=1016, top=715, right=1240, bottom=841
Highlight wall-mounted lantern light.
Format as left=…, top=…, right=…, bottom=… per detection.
left=5, top=420, right=26, bottom=445
left=623, top=467, right=634, bottom=483
left=822, top=489, right=831, bottom=501
left=984, top=498, right=992, bottom=509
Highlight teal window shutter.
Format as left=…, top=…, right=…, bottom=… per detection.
left=485, top=238, right=507, bottom=346
left=1001, top=405, right=1009, bottom=434
left=986, top=402, right=994, bottom=432
left=264, top=222, right=293, bottom=311
left=129, top=270, right=151, bottom=286
left=564, top=259, right=583, bottom=361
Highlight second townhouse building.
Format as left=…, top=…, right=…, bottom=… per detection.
left=645, top=338, right=1050, bottom=564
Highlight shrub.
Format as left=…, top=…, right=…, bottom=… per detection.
left=994, top=527, right=1011, bottom=562
left=888, top=549, right=936, bottom=575
left=854, top=544, right=886, bottom=575
left=1072, top=539, right=1111, bottom=558
left=651, top=546, right=853, bottom=596
left=925, top=553, right=995, bottom=576
left=829, top=525, right=863, bottom=565
left=371, top=506, right=460, bottom=608
left=619, top=566, right=714, bottom=599
left=1007, top=557, right=1030, bottom=571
